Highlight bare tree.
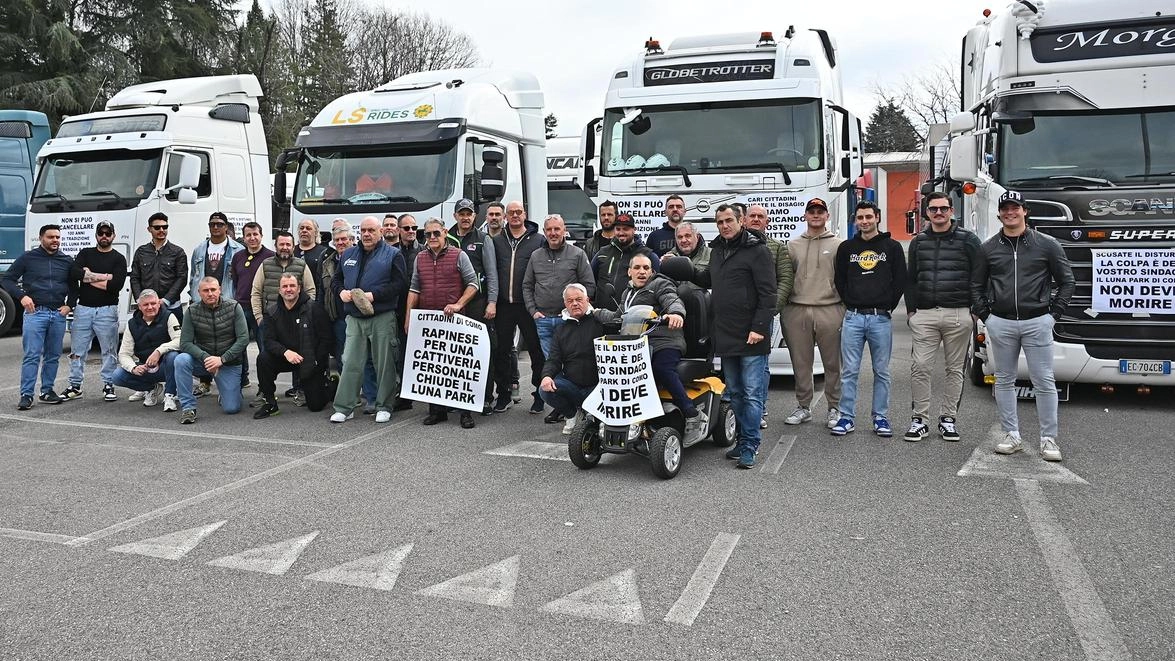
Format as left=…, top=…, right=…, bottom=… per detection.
left=348, top=9, right=480, bottom=90
left=872, top=61, right=961, bottom=145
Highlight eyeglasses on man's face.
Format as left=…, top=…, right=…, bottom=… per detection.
left=151, top=225, right=168, bottom=231
left=424, top=230, right=444, bottom=239
left=927, top=206, right=952, bottom=213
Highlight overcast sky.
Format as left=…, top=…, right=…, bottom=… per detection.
left=346, top=0, right=992, bottom=134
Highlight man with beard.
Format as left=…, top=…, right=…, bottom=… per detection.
left=482, top=202, right=505, bottom=238
left=62, top=221, right=127, bottom=402
left=253, top=274, right=334, bottom=418
left=294, top=217, right=328, bottom=300
left=665, top=221, right=710, bottom=271
left=590, top=213, right=660, bottom=311
left=645, top=194, right=686, bottom=256
left=383, top=214, right=400, bottom=246
left=250, top=232, right=315, bottom=327
left=582, top=200, right=618, bottom=260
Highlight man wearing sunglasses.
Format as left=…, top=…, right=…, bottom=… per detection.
left=130, top=212, right=188, bottom=324
left=62, top=221, right=127, bottom=403
left=903, top=193, right=982, bottom=443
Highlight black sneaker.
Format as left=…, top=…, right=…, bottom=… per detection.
left=180, top=409, right=197, bottom=424
left=422, top=413, right=448, bottom=426
left=543, top=410, right=564, bottom=424
left=253, top=400, right=280, bottom=419
left=39, top=391, right=63, bottom=405
left=103, top=383, right=117, bottom=402
left=725, top=447, right=741, bottom=460
left=904, top=417, right=929, bottom=442
left=393, top=398, right=413, bottom=412
left=938, top=416, right=961, bottom=442
left=529, top=395, right=544, bottom=415
left=284, top=387, right=299, bottom=398
left=460, top=412, right=475, bottom=429
left=17, top=395, right=33, bottom=410
left=493, top=394, right=512, bottom=413
left=481, top=404, right=493, bottom=416
left=363, top=404, right=376, bottom=415
left=60, top=385, right=83, bottom=401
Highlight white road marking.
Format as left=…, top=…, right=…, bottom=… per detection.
left=665, top=532, right=741, bottom=627
left=761, top=434, right=796, bottom=475
left=0, top=414, right=331, bottom=448
left=0, top=528, right=77, bottom=544
left=957, top=424, right=1089, bottom=485
left=1015, top=480, right=1132, bottom=661
left=415, top=555, right=519, bottom=608
left=65, top=420, right=412, bottom=547
left=483, top=440, right=569, bottom=462
left=206, top=531, right=319, bottom=575
left=539, top=568, right=645, bottom=625
left=108, top=520, right=226, bottom=560
left=305, top=544, right=413, bottom=591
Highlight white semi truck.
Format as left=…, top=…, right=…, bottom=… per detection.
left=581, top=29, right=864, bottom=243
left=26, top=75, right=272, bottom=322
left=946, top=0, right=1175, bottom=393
left=276, top=68, right=547, bottom=230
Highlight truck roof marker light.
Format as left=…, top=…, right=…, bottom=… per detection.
left=644, top=38, right=662, bottom=55
left=983, top=9, right=991, bottom=17
left=758, top=32, right=775, bottom=46
left=962, top=182, right=977, bottom=195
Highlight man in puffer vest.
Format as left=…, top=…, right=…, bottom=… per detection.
left=175, top=277, right=249, bottom=424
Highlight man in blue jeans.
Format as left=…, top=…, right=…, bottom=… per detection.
left=539, top=284, right=604, bottom=434
left=3, top=224, right=76, bottom=410
left=972, top=190, right=1074, bottom=461
left=63, top=221, right=127, bottom=402
left=831, top=201, right=907, bottom=437
left=174, top=277, right=249, bottom=423
left=689, top=204, right=777, bottom=469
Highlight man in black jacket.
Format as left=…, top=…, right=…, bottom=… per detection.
left=130, top=212, right=188, bottom=323
left=972, top=190, right=1074, bottom=462
left=254, top=274, right=334, bottom=418
left=690, top=204, right=776, bottom=469
left=539, top=284, right=604, bottom=434
left=832, top=201, right=907, bottom=438
left=490, top=200, right=546, bottom=415
left=590, top=213, right=661, bottom=311
left=904, top=192, right=981, bottom=442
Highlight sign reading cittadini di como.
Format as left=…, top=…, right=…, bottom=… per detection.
left=1091, top=248, right=1175, bottom=314
left=402, top=310, right=490, bottom=412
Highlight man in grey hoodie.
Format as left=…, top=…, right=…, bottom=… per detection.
left=523, top=214, right=595, bottom=360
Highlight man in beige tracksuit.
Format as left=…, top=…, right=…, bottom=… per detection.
left=783, top=197, right=844, bottom=428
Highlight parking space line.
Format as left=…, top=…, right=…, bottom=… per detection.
left=664, top=532, right=740, bottom=626
left=0, top=527, right=78, bottom=545
left=0, top=414, right=333, bottom=449
left=64, top=419, right=412, bottom=547
left=483, top=440, right=569, bottom=462
left=1015, top=480, right=1131, bottom=661
left=761, top=434, right=796, bottom=475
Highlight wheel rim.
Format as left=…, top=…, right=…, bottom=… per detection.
left=580, top=427, right=600, bottom=460
left=724, top=408, right=737, bottom=440
left=664, top=434, right=682, bottom=472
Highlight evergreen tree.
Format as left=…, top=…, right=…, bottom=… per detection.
left=863, top=101, right=921, bottom=152
left=0, top=0, right=102, bottom=123
left=544, top=113, right=558, bottom=139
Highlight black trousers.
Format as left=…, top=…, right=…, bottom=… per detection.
left=494, top=301, right=543, bottom=396
left=464, top=296, right=498, bottom=404
left=257, top=351, right=328, bottom=412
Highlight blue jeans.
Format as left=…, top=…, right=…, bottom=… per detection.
left=838, top=311, right=893, bottom=423
left=21, top=308, right=68, bottom=397
left=534, top=315, right=564, bottom=358
left=174, top=353, right=243, bottom=413
left=540, top=374, right=591, bottom=418
left=111, top=352, right=178, bottom=394
left=722, top=353, right=769, bottom=452
left=68, top=304, right=120, bottom=387
left=984, top=314, right=1059, bottom=438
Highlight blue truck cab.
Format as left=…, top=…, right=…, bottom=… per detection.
left=0, top=111, right=51, bottom=334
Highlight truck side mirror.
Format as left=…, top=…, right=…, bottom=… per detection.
left=176, top=188, right=197, bottom=204
left=479, top=145, right=505, bottom=202
left=177, top=153, right=200, bottom=189
left=273, top=170, right=287, bottom=204
left=906, top=210, right=917, bottom=235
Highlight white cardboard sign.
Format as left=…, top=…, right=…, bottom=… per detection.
left=402, top=310, right=490, bottom=412
left=581, top=335, right=663, bottom=425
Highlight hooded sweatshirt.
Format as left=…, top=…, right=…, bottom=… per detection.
left=787, top=229, right=842, bottom=306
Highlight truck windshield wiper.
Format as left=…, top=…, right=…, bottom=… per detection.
left=624, top=165, right=693, bottom=187
left=705, top=162, right=793, bottom=186
left=82, top=189, right=126, bottom=202
left=1009, top=175, right=1116, bottom=188
left=33, top=193, right=69, bottom=202
left=1123, top=172, right=1175, bottom=179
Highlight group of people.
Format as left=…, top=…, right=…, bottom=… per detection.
left=4, top=188, right=1074, bottom=467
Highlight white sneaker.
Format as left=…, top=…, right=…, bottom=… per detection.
left=995, top=432, right=1024, bottom=455
left=143, top=383, right=165, bottom=407
left=330, top=411, right=353, bottom=423
left=375, top=411, right=391, bottom=423
left=561, top=411, right=581, bottom=435
left=1040, top=437, right=1062, bottom=462
left=162, top=393, right=179, bottom=412
left=784, top=406, right=811, bottom=425
left=826, top=408, right=840, bottom=429
left=128, top=390, right=147, bottom=402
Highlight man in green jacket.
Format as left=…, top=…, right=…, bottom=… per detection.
left=745, top=204, right=794, bottom=428
left=174, top=276, right=249, bottom=424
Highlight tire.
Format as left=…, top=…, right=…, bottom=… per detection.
left=648, top=427, right=683, bottom=480
left=567, top=418, right=601, bottom=469
left=712, top=400, right=737, bottom=447
left=0, top=288, right=13, bottom=335
left=969, top=352, right=987, bottom=387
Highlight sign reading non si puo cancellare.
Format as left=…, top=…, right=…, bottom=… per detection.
left=402, top=310, right=490, bottom=412
left=581, top=336, right=663, bottom=425
left=1091, top=249, right=1175, bottom=314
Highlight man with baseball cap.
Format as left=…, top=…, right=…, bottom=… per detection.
left=590, top=213, right=660, bottom=311
left=63, top=220, right=128, bottom=402
left=449, top=198, right=500, bottom=415
left=972, top=190, right=1074, bottom=461
left=782, top=197, right=845, bottom=429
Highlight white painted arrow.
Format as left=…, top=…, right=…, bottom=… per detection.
left=108, top=520, right=227, bottom=560
left=415, top=555, right=519, bottom=608
left=540, top=568, right=645, bottom=625
left=304, top=544, right=413, bottom=591
left=957, top=425, right=1089, bottom=485
left=206, top=531, right=320, bottom=575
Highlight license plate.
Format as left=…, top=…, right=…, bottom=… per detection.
left=1119, top=359, right=1171, bottom=375
left=1013, top=381, right=1071, bottom=402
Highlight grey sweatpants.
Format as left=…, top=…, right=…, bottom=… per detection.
left=984, top=313, right=1059, bottom=439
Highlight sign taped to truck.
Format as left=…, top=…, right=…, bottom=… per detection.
left=1091, top=248, right=1175, bottom=314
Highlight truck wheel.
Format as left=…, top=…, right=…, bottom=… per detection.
left=712, top=401, right=737, bottom=447
left=567, top=418, right=601, bottom=469
left=0, top=288, right=15, bottom=335
left=649, top=427, right=682, bottom=480
left=969, top=353, right=987, bottom=387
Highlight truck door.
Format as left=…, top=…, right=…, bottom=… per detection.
left=162, top=149, right=217, bottom=242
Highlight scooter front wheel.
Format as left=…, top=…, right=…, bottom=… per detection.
left=568, top=418, right=601, bottom=469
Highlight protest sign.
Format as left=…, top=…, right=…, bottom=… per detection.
left=402, top=310, right=490, bottom=412
left=1091, top=249, right=1175, bottom=314
left=581, top=335, right=663, bottom=425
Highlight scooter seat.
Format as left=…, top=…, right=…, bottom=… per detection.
left=676, top=359, right=713, bottom=383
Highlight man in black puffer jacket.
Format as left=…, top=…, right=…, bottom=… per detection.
left=539, top=284, right=606, bottom=434
left=688, top=204, right=776, bottom=469
left=254, top=274, right=334, bottom=418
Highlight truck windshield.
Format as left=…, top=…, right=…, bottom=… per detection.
left=32, top=148, right=162, bottom=207
left=294, top=142, right=457, bottom=209
left=1001, top=110, right=1175, bottom=187
left=601, top=99, right=823, bottom=175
